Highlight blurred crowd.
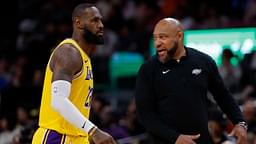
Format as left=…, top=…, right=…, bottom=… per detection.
left=0, top=0, right=256, bottom=143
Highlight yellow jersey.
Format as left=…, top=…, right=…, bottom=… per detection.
left=38, top=38, right=93, bottom=137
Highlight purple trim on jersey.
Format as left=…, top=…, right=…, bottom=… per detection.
left=45, top=130, right=63, bottom=144
left=42, top=129, right=50, bottom=144
left=62, top=135, right=66, bottom=144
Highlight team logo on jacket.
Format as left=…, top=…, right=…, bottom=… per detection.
left=192, top=68, right=202, bottom=75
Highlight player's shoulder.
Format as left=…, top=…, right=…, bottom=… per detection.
left=53, top=42, right=82, bottom=61
left=50, top=42, right=83, bottom=69
left=57, top=43, right=80, bottom=55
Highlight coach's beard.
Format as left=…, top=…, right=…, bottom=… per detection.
left=83, top=27, right=104, bottom=44
left=167, top=42, right=178, bottom=59
left=158, top=41, right=178, bottom=63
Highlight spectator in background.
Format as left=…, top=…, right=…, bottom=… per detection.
left=240, top=51, right=256, bottom=99
left=12, top=106, right=34, bottom=144
left=100, top=105, right=130, bottom=140
left=0, top=57, right=10, bottom=90
left=90, top=94, right=110, bottom=128
left=218, top=48, right=241, bottom=94
left=243, top=0, right=256, bottom=24
left=0, top=114, right=17, bottom=144
left=241, top=98, right=256, bottom=143
left=119, top=98, right=145, bottom=136
left=241, top=98, right=256, bottom=133
left=1, top=54, right=28, bottom=122
left=208, top=108, right=237, bottom=144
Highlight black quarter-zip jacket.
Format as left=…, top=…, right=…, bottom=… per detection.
left=135, top=47, right=244, bottom=144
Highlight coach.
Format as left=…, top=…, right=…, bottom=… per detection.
left=135, top=18, right=247, bottom=144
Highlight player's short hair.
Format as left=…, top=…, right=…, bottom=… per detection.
left=72, top=3, right=95, bottom=22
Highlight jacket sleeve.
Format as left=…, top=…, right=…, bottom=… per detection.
left=207, top=58, right=244, bottom=124
left=135, top=63, right=180, bottom=143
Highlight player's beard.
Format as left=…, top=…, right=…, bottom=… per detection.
left=83, top=27, right=104, bottom=44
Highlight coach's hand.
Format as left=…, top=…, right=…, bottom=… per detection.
left=91, top=128, right=116, bottom=144
left=229, top=124, right=247, bottom=144
left=175, top=134, right=200, bottom=144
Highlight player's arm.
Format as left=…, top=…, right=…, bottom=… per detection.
left=50, top=44, right=116, bottom=144
left=50, top=44, right=97, bottom=133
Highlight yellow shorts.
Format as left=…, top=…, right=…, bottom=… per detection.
left=32, top=127, right=89, bottom=144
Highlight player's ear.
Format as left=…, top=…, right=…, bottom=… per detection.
left=74, top=17, right=83, bottom=29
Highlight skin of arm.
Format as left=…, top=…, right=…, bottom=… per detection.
left=50, top=44, right=83, bottom=82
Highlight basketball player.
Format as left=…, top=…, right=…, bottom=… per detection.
left=32, top=3, right=116, bottom=144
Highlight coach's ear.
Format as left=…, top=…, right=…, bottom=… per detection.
left=177, top=31, right=184, bottom=42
